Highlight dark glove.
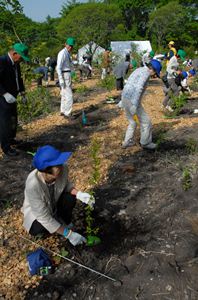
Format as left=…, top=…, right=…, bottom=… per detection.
left=21, top=95, right=27, bottom=105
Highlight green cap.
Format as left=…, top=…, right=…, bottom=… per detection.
left=66, top=37, right=75, bottom=46
left=177, top=49, right=187, bottom=61
left=13, top=43, right=30, bottom=62
left=150, top=50, right=155, bottom=58
left=131, top=59, right=137, bottom=69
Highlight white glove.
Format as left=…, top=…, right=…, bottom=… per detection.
left=129, top=105, right=137, bottom=115
left=3, top=92, right=16, bottom=103
left=59, top=79, right=65, bottom=89
left=67, top=231, right=86, bottom=246
left=117, top=100, right=124, bottom=109
left=76, top=191, right=95, bottom=208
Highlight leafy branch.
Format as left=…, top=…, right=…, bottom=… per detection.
left=85, top=138, right=101, bottom=237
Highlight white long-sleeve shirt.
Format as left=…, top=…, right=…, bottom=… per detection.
left=167, top=56, right=179, bottom=79
left=121, top=66, right=150, bottom=107
left=56, top=47, right=72, bottom=84
left=21, top=164, right=74, bottom=233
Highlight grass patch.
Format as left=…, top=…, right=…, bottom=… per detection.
left=190, top=76, right=198, bottom=92
left=185, top=138, right=198, bottom=154
left=182, top=167, right=192, bottom=191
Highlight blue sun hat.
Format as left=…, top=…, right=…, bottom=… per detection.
left=33, top=145, right=72, bottom=171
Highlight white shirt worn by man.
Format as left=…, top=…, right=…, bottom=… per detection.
left=57, top=47, right=73, bottom=117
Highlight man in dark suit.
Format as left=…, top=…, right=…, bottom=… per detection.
left=0, top=43, right=30, bottom=156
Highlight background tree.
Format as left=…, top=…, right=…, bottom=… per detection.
left=105, top=0, right=154, bottom=37
left=57, top=3, right=125, bottom=51
left=147, top=1, right=197, bottom=51
left=0, top=0, right=23, bottom=52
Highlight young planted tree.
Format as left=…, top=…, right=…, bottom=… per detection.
left=85, top=138, right=101, bottom=246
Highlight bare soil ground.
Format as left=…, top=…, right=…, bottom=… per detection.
left=1, top=74, right=198, bottom=300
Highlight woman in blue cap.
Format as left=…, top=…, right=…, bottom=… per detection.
left=21, top=145, right=95, bottom=246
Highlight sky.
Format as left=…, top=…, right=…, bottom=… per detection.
left=19, top=0, right=86, bottom=22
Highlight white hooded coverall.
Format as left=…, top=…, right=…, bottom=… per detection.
left=121, top=66, right=152, bottom=146
left=57, top=47, right=73, bottom=116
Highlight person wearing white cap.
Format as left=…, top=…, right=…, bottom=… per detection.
left=21, top=145, right=95, bottom=246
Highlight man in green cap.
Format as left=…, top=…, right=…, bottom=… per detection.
left=0, top=43, right=30, bottom=156
left=142, top=50, right=155, bottom=66
left=57, top=37, right=75, bottom=118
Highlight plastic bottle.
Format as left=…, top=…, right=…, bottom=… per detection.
left=82, top=110, right=87, bottom=125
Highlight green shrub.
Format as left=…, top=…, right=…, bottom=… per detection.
left=98, top=74, right=115, bottom=91
left=18, top=87, right=53, bottom=123
left=171, top=93, right=188, bottom=111
left=164, top=93, right=188, bottom=117
left=75, top=84, right=88, bottom=93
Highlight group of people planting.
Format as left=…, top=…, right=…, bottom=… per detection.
left=0, top=38, right=197, bottom=246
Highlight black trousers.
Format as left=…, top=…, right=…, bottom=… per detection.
left=116, top=78, right=124, bottom=90
left=50, top=69, right=55, bottom=81
left=29, top=191, right=76, bottom=236
left=37, top=76, right=43, bottom=86
left=0, top=96, right=17, bottom=153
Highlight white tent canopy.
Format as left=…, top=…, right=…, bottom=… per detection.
left=78, top=41, right=105, bottom=64
left=110, top=41, right=152, bottom=58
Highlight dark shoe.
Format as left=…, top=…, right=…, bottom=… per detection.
left=60, top=113, right=73, bottom=120
left=4, top=148, right=18, bottom=157
left=63, top=114, right=74, bottom=121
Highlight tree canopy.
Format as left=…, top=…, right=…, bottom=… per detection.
left=0, top=0, right=197, bottom=59
left=57, top=3, right=124, bottom=49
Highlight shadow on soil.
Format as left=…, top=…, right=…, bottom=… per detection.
left=24, top=120, right=198, bottom=300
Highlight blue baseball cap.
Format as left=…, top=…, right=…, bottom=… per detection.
left=33, top=145, right=72, bottom=171
left=182, top=71, right=188, bottom=79
left=189, top=69, right=196, bottom=76
left=150, top=59, right=162, bottom=77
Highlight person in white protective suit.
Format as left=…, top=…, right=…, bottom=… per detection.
left=57, top=37, right=75, bottom=118
left=121, top=59, right=162, bottom=150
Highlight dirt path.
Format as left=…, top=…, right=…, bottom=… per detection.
left=1, top=76, right=198, bottom=300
